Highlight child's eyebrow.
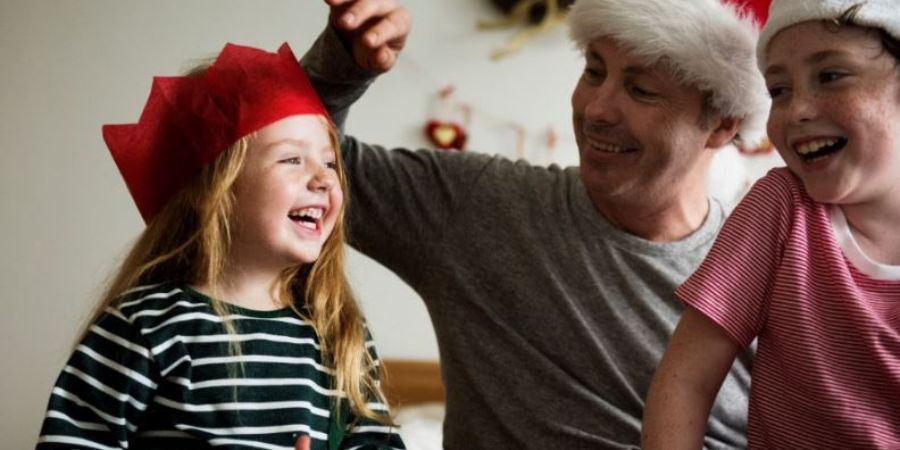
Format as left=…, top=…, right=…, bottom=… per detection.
left=263, top=138, right=309, bottom=150
left=805, top=49, right=847, bottom=65
left=765, top=50, right=849, bottom=77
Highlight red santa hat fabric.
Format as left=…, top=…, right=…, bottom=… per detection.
left=566, top=0, right=771, bottom=147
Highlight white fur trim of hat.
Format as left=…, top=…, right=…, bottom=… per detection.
left=759, top=0, right=900, bottom=69
left=567, top=0, right=770, bottom=147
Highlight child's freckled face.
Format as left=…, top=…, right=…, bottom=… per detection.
left=765, top=21, right=900, bottom=206
left=231, top=115, right=342, bottom=270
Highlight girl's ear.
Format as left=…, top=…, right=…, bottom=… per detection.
left=706, top=116, right=742, bottom=149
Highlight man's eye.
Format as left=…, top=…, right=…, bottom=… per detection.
left=584, top=67, right=603, bottom=80
left=628, top=83, right=656, bottom=98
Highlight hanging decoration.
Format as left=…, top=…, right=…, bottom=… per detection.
left=478, top=0, right=574, bottom=60
left=400, top=51, right=570, bottom=162
left=423, top=85, right=469, bottom=151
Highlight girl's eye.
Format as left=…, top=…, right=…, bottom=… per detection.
left=325, top=161, right=337, bottom=170
left=818, top=71, right=847, bottom=83
left=280, top=157, right=301, bottom=165
left=767, top=85, right=786, bottom=99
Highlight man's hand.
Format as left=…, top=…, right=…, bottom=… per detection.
left=323, top=0, right=410, bottom=73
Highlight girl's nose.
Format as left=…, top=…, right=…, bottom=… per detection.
left=308, top=165, right=336, bottom=192
left=787, top=90, right=818, bottom=124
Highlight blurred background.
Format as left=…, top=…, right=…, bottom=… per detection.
left=0, top=1, right=781, bottom=447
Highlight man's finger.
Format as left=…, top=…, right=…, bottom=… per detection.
left=335, top=0, right=397, bottom=31
left=357, top=7, right=410, bottom=49
left=371, top=46, right=397, bottom=72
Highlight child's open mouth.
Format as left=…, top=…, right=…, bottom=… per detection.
left=794, top=137, right=847, bottom=163
left=288, top=207, right=324, bottom=231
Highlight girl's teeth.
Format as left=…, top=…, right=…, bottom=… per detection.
left=289, top=207, right=324, bottom=220
left=796, top=138, right=837, bottom=155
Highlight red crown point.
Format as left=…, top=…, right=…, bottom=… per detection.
left=103, top=42, right=328, bottom=223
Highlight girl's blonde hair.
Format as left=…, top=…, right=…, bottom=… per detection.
left=80, top=119, right=392, bottom=425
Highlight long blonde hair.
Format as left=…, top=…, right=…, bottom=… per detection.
left=81, top=121, right=391, bottom=424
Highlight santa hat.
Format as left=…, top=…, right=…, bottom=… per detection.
left=567, top=0, right=771, bottom=147
left=759, top=0, right=900, bottom=69
left=103, top=43, right=327, bottom=223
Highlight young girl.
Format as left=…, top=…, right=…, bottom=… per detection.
left=35, top=42, right=404, bottom=450
left=642, top=1, right=900, bottom=448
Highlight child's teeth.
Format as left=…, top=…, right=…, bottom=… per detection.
left=797, top=138, right=836, bottom=155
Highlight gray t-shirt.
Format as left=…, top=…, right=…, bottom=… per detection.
left=303, top=28, right=751, bottom=450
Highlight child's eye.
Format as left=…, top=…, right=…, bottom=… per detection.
left=280, top=157, right=301, bottom=165
left=325, top=161, right=337, bottom=170
left=767, top=85, right=787, bottom=99
left=818, top=71, right=847, bottom=84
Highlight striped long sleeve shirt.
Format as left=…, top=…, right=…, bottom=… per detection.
left=36, top=283, right=404, bottom=450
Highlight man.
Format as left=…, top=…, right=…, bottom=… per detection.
left=303, top=0, right=770, bottom=448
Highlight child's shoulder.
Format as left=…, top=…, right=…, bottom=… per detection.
left=112, top=282, right=207, bottom=325
left=745, top=167, right=807, bottom=205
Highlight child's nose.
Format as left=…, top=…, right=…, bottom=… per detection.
left=788, top=90, right=818, bottom=124
left=308, top=166, right=336, bottom=192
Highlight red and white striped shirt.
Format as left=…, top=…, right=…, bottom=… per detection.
left=678, top=168, right=900, bottom=449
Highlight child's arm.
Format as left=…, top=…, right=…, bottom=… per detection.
left=36, top=310, right=158, bottom=449
left=641, top=307, right=741, bottom=450
left=338, top=412, right=405, bottom=450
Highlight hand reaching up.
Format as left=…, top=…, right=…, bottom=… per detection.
left=323, top=0, right=411, bottom=73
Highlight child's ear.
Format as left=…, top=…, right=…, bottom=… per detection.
left=706, top=116, right=742, bottom=149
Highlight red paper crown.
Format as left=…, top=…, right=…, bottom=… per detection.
left=102, top=42, right=328, bottom=223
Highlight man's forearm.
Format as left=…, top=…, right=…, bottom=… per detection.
left=300, top=25, right=377, bottom=131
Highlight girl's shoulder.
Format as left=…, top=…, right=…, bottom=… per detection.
left=112, top=283, right=207, bottom=325
left=744, top=167, right=811, bottom=209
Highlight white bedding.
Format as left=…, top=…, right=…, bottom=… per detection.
left=395, top=403, right=445, bottom=450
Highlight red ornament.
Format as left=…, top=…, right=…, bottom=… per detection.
left=424, top=120, right=467, bottom=151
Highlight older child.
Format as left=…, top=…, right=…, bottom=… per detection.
left=643, top=0, right=900, bottom=448
left=35, top=41, right=404, bottom=450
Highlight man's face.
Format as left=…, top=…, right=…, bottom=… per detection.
left=571, top=37, right=718, bottom=209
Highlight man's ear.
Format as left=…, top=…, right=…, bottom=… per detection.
left=706, top=116, right=741, bottom=149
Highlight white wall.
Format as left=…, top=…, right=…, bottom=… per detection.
left=0, top=1, right=781, bottom=447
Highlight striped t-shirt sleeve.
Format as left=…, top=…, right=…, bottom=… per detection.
left=36, top=308, right=158, bottom=450
left=677, top=169, right=796, bottom=347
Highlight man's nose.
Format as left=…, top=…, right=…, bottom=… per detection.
left=584, top=84, right=623, bottom=125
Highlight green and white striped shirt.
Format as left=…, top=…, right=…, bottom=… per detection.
left=37, top=283, right=404, bottom=450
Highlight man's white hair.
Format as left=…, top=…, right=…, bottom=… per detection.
left=567, top=0, right=770, bottom=146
